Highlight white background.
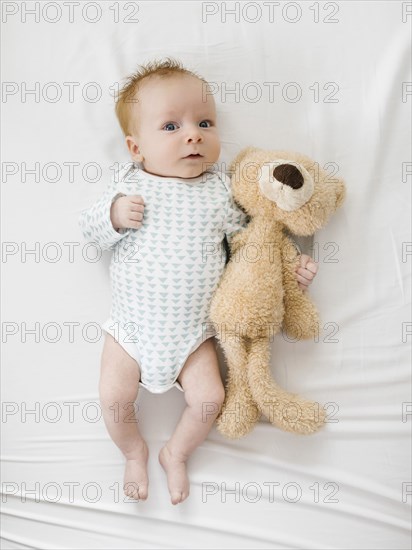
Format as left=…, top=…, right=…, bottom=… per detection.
left=2, top=1, right=411, bottom=548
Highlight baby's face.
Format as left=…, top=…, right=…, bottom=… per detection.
left=126, top=75, right=221, bottom=178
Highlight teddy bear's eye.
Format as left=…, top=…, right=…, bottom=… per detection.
left=273, top=164, right=304, bottom=189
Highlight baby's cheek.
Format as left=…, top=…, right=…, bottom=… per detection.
left=214, top=141, right=221, bottom=159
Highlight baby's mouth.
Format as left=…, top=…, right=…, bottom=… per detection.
left=184, top=154, right=203, bottom=159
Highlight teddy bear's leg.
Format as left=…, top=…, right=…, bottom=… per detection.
left=215, top=335, right=261, bottom=439
left=247, top=338, right=326, bottom=434
left=281, top=238, right=321, bottom=341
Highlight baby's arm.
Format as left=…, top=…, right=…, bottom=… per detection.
left=78, top=164, right=138, bottom=251
left=287, top=234, right=318, bottom=291
left=110, top=194, right=145, bottom=233
left=296, top=254, right=318, bottom=291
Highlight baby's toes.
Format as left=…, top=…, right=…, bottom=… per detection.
left=138, top=483, right=148, bottom=500
left=172, top=487, right=190, bottom=505
left=171, top=491, right=182, bottom=505
left=124, top=482, right=140, bottom=500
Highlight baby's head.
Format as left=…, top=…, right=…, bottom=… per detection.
left=115, top=58, right=220, bottom=179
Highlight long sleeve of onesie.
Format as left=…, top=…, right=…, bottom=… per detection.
left=78, top=163, right=134, bottom=251
left=220, top=172, right=250, bottom=248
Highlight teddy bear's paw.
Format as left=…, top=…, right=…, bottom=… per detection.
left=215, top=397, right=261, bottom=439
left=287, top=401, right=326, bottom=434
left=282, top=310, right=320, bottom=341
left=263, top=396, right=326, bottom=435
left=215, top=412, right=256, bottom=439
left=229, top=232, right=246, bottom=256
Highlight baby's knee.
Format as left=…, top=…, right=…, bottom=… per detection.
left=186, top=382, right=225, bottom=417
left=98, top=378, right=138, bottom=409
left=210, top=384, right=225, bottom=408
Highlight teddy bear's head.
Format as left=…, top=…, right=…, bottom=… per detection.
left=229, top=147, right=346, bottom=236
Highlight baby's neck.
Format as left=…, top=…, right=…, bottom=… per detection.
left=138, top=164, right=206, bottom=181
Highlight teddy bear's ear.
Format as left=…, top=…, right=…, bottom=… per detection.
left=229, top=146, right=259, bottom=174
left=335, top=178, right=346, bottom=209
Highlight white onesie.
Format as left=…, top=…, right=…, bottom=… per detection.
left=78, top=163, right=249, bottom=393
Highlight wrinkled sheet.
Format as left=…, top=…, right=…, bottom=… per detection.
left=2, top=1, right=411, bottom=548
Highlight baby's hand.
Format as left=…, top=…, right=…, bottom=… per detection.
left=295, top=254, right=318, bottom=291
left=110, top=195, right=145, bottom=231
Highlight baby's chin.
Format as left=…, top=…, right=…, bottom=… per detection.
left=178, top=167, right=207, bottom=179
left=177, top=159, right=219, bottom=179
left=143, top=161, right=214, bottom=180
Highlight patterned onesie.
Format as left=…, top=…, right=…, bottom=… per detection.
left=78, top=163, right=249, bottom=394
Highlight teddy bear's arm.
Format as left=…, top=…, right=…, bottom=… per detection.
left=281, top=233, right=321, bottom=341
left=228, top=229, right=249, bottom=256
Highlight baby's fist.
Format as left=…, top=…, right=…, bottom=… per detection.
left=295, top=254, right=318, bottom=291
left=110, top=195, right=145, bottom=231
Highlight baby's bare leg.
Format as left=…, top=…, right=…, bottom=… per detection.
left=159, top=337, right=225, bottom=505
left=99, top=332, right=149, bottom=500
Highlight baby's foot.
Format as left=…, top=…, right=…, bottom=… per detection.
left=158, top=445, right=190, bottom=505
left=123, top=440, right=149, bottom=500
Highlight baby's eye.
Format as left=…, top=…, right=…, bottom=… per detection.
left=199, top=120, right=211, bottom=128
left=163, top=122, right=178, bottom=131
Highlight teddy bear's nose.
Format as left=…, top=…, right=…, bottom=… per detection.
left=273, top=164, right=304, bottom=190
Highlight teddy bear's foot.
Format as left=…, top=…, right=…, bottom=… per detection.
left=216, top=394, right=260, bottom=439
left=262, top=394, right=326, bottom=435
left=247, top=338, right=326, bottom=435
left=214, top=335, right=260, bottom=439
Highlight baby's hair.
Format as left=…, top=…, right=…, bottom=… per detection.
left=115, top=57, right=208, bottom=137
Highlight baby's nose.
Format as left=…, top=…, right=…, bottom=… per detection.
left=186, top=126, right=202, bottom=142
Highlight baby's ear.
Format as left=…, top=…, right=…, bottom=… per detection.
left=125, top=136, right=144, bottom=162
left=134, top=151, right=144, bottom=162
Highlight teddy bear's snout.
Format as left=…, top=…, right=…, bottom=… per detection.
left=273, top=164, right=304, bottom=190
left=258, top=159, right=315, bottom=212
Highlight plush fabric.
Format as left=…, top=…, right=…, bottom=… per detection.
left=210, top=148, right=345, bottom=437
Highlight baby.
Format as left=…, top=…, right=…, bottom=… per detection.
left=79, top=58, right=318, bottom=505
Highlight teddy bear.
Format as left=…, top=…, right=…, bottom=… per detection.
left=209, top=147, right=346, bottom=439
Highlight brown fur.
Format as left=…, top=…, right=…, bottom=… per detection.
left=209, top=147, right=346, bottom=438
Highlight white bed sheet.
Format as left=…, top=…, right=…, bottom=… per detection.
left=2, top=1, right=411, bottom=548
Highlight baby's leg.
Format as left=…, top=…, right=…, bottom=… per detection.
left=159, top=337, right=225, bottom=505
left=99, top=332, right=149, bottom=500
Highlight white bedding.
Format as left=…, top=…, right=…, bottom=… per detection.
left=2, top=1, right=411, bottom=548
